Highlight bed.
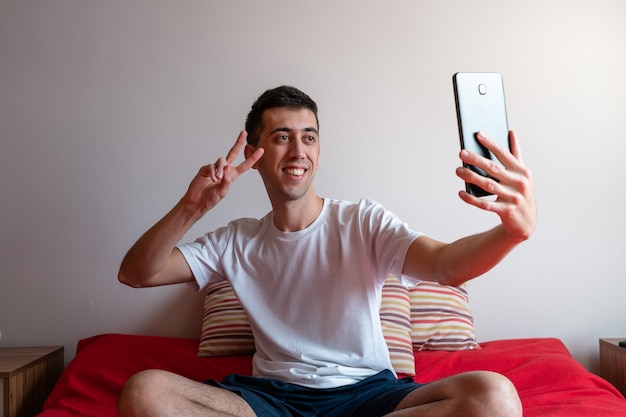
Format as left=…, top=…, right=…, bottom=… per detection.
left=39, top=279, right=626, bottom=416
left=39, top=333, right=625, bottom=416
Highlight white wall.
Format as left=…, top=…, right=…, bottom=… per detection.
left=1, top=0, right=625, bottom=373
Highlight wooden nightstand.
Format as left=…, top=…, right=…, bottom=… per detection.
left=599, top=338, right=626, bottom=397
left=0, top=346, right=64, bottom=417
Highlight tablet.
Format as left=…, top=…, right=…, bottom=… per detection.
left=453, top=72, right=510, bottom=197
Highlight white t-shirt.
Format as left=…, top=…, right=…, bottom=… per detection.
left=177, top=198, right=422, bottom=388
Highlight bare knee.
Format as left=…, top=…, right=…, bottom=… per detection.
left=118, top=369, right=174, bottom=417
left=397, top=370, right=522, bottom=417
left=461, top=371, right=522, bottom=417
left=118, top=369, right=257, bottom=417
left=121, top=368, right=171, bottom=397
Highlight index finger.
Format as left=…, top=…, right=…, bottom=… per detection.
left=236, top=147, right=264, bottom=174
left=507, top=130, right=524, bottom=162
left=475, top=131, right=517, bottom=169
left=224, top=131, right=248, bottom=164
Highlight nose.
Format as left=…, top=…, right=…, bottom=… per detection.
left=288, top=140, right=305, bottom=159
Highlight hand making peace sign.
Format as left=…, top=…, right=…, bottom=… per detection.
left=183, top=131, right=264, bottom=213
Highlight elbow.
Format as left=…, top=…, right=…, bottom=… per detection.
left=118, top=270, right=134, bottom=287
left=117, top=266, right=145, bottom=288
left=436, top=272, right=468, bottom=288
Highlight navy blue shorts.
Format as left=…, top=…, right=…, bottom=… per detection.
left=206, top=369, right=424, bottom=417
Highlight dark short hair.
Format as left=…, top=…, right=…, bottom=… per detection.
left=245, top=86, right=319, bottom=146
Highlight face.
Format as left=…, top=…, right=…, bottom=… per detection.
left=246, top=107, right=320, bottom=204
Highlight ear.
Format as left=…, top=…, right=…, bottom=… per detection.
left=244, top=144, right=260, bottom=169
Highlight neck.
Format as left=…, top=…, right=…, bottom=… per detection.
left=270, top=193, right=324, bottom=232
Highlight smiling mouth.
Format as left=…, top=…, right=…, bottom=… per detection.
left=283, top=168, right=306, bottom=176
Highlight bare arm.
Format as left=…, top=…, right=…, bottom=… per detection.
left=118, top=131, right=264, bottom=288
left=403, top=131, right=536, bottom=286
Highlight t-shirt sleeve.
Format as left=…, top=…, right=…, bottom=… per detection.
left=176, top=227, right=229, bottom=291
left=360, top=199, right=423, bottom=283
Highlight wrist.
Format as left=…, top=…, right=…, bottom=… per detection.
left=174, top=198, right=208, bottom=228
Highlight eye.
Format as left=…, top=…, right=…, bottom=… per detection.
left=305, top=135, right=317, bottom=143
left=276, top=134, right=290, bottom=142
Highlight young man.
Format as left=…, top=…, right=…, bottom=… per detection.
left=118, top=86, right=535, bottom=417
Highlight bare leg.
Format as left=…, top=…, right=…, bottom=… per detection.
left=118, top=369, right=258, bottom=417
left=388, top=371, right=522, bottom=417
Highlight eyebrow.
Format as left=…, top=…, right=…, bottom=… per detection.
left=271, top=126, right=319, bottom=135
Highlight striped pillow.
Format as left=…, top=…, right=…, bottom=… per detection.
left=409, top=281, right=480, bottom=351
left=379, top=275, right=415, bottom=375
left=198, top=280, right=255, bottom=356
left=198, top=277, right=416, bottom=375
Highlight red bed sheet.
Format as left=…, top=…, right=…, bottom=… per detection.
left=39, top=334, right=626, bottom=417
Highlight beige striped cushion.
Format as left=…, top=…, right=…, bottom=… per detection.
left=198, top=277, right=416, bottom=375
left=198, top=280, right=255, bottom=356
left=409, top=281, right=479, bottom=351
left=379, top=275, right=414, bottom=374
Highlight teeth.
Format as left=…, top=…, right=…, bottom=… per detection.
left=285, top=168, right=305, bottom=176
